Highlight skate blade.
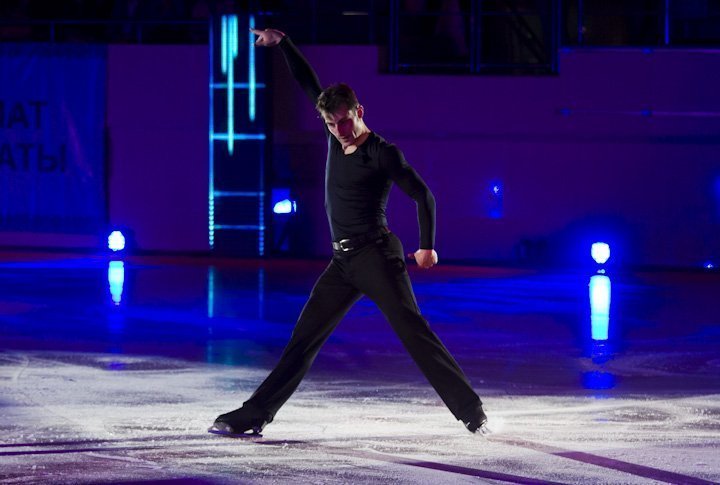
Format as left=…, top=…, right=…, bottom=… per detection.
left=478, top=423, right=493, bottom=436
left=208, top=422, right=263, bottom=438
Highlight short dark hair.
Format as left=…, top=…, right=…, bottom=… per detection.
left=316, top=83, right=359, bottom=115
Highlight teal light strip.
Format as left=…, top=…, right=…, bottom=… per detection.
left=248, top=15, right=263, bottom=256
left=207, top=266, right=215, bottom=318
left=220, top=16, right=227, bottom=75
left=212, top=133, right=266, bottom=141
left=249, top=15, right=257, bottom=122
left=209, top=18, right=215, bottom=248
left=255, top=18, right=264, bottom=257
left=211, top=82, right=266, bottom=89
left=214, top=191, right=265, bottom=197
left=209, top=191, right=215, bottom=247
left=211, top=13, right=266, bottom=257
left=215, top=225, right=267, bottom=231
left=221, top=15, right=239, bottom=155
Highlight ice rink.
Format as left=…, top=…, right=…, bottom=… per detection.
left=1, top=253, right=719, bottom=484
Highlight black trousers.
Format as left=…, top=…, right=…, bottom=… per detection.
left=244, top=232, right=481, bottom=422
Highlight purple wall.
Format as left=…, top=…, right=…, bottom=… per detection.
left=272, top=46, right=720, bottom=267
left=3, top=43, right=719, bottom=267
left=107, top=45, right=208, bottom=253
left=0, top=45, right=209, bottom=253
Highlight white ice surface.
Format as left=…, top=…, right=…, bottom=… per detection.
left=1, top=351, right=719, bottom=484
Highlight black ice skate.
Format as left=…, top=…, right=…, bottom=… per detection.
left=208, top=405, right=269, bottom=438
left=461, top=403, right=491, bottom=435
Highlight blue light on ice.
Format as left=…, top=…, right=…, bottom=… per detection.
left=589, top=274, right=611, bottom=341
left=108, top=261, right=125, bottom=305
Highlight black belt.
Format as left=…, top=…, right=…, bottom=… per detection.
left=332, top=227, right=390, bottom=252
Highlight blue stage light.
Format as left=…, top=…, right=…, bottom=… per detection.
left=488, top=180, right=503, bottom=219
left=589, top=274, right=611, bottom=341
left=591, top=242, right=610, bottom=264
left=108, top=231, right=126, bottom=252
left=704, top=261, right=715, bottom=270
left=273, top=199, right=297, bottom=214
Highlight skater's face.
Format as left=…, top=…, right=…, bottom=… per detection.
left=321, top=104, right=364, bottom=148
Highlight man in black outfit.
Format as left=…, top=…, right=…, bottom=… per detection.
left=210, top=28, right=488, bottom=436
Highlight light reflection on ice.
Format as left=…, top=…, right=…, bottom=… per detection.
left=589, top=274, right=611, bottom=341
left=585, top=274, right=616, bottom=390
left=207, top=266, right=216, bottom=319
left=258, top=268, right=265, bottom=320
left=108, top=261, right=125, bottom=306
left=2, top=351, right=717, bottom=484
left=582, top=370, right=616, bottom=390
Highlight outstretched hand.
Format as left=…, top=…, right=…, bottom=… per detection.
left=408, top=249, right=438, bottom=269
left=250, top=28, right=285, bottom=47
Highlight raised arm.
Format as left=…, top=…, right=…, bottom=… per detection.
left=251, top=28, right=322, bottom=105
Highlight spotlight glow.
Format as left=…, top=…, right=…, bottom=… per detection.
left=488, top=180, right=503, bottom=219
left=591, top=242, right=610, bottom=264
left=273, top=199, right=297, bottom=214
left=108, top=231, right=126, bottom=252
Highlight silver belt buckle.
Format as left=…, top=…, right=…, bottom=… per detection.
left=338, top=238, right=353, bottom=251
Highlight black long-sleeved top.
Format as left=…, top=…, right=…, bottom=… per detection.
left=278, top=36, right=436, bottom=249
